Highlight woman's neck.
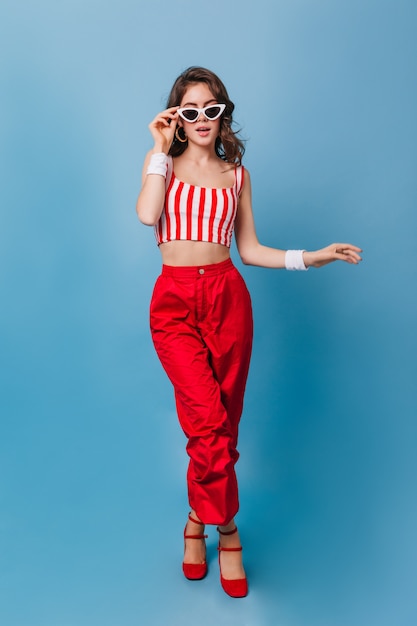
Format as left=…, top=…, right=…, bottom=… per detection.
left=179, top=143, right=219, bottom=165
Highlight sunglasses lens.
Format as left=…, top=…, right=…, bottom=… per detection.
left=205, top=106, right=222, bottom=119
left=181, top=109, right=199, bottom=121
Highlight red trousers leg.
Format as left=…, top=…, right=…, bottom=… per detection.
left=150, top=259, right=253, bottom=525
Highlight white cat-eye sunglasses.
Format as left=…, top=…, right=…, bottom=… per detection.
left=177, top=103, right=226, bottom=123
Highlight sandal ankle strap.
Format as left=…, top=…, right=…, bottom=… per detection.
left=217, top=525, right=238, bottom=536
left=185, top=513, right=207, bottom=539
left=188, top=512, right=204, bottom=526
left=218, top=544, right=243, bottom=552
left=184, top=532, right=208, bottom=539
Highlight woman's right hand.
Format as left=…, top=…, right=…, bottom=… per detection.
left=148, top=106, right=179, bottom=154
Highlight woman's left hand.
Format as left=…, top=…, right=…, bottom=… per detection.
left=303, top=244, right=362, bottom=268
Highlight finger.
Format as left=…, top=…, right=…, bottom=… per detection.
left=333, top=243, right=363, bottom=253
left=155, top=107, right=180, bottom=123
left=153, top=115, right=172, bottom=126
left=162, top=105, right=180, bottom=114
left=333, top=248, right=362, bottom=264
left=150, top=109, right=179, bottom=127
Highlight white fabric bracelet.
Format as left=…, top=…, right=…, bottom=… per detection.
left=285, top=249, right=308, bottom=271
left=146, top=152, right=168, bottom=177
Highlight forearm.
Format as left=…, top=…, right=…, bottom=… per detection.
left=136, top=174, right=166, bottom=226
left=136, top=151, right=168, bottom=226
left=239, top=241, right=361, bottom=269
left=238, top=242, right=287, bottom=268
left=238, top=240, right=313, bottom=270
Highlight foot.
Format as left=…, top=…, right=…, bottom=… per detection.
left=183, top=511, right=206, bottom=566
left=217, top=522, right=246, bottom=581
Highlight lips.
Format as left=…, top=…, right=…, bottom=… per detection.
left=196, top=126, right=210, bottom=132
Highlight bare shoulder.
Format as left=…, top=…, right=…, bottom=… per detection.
left=240, top=166, right=252, bottom=195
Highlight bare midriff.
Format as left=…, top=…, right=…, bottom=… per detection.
left=159, top=240, right=231, bottom=267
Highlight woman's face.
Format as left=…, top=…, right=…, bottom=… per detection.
left=178, top=82, right=222, bottom=147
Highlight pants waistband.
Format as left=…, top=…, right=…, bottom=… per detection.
left=161, top=257, right=234, bottom=278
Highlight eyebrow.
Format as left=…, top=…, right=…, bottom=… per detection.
left=181, top=99, right=218, bottom=107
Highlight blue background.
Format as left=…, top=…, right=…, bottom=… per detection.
left=1, top=1, right=416, bottom=625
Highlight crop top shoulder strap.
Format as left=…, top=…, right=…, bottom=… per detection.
left=164, top=155, right=244, bottom=194
left=234, top=160, right=244, bottom=196
left=165, top=155, right=174, bottom=190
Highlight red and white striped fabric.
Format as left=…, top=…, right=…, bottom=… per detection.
left=154, top=156, right=245, bottom=248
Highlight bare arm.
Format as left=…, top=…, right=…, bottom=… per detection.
left=234, top=170, right=362, bottom=268
left=136, top=106, right=179, bottom=226
left=234, top=171, right=286, bottom=267
left=135, top=151, right=167, bottom=226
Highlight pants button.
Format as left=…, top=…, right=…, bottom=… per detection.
left=199, top=268, right=205, bottom=275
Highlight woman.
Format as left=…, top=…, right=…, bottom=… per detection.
left=136, top=66, right=361, bottom=598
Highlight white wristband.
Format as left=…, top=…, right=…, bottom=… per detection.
left=146, top=152, right=168, bottom=177
left=285, top=249, right=308, bottom=271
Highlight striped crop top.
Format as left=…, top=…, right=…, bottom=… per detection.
left=154, top=156, right=245, bottom=248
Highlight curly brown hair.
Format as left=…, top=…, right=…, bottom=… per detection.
left=166, top=67, right=245, bottom=165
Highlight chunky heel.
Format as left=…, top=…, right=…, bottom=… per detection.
left=217, top=526, right=248, bottom=597
left=183, top=513, right=208, bottom=580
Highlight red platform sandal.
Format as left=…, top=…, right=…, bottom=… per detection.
left=182, top=513, right=208, bottom=580
left=217, top=526, right=248, bottom=598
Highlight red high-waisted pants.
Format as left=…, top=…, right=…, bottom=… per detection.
left=150, top=258, right=253, bottom=525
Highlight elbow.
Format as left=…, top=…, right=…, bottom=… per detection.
left=238, top=252, right=255, bottom=266
left=137, top=212, right=158, bottom=227
left=237, top=244, right=256, bottom=266
left=136, top=202, right=159, bottom=227
left=240, top=253, right=252, bottom=266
